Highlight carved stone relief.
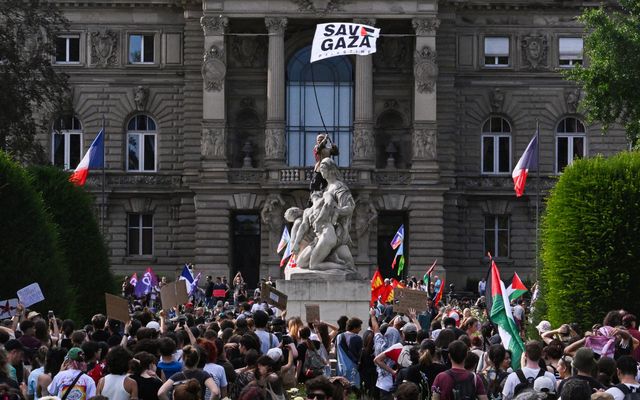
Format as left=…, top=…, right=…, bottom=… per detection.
left=200, top=16, right=228, bottom=36
left=413, top=128, right=437, bottom=160
left=133, top=86, right=148, bottom=111
left=373, top=37, right=411, bottom=70
left=521, top=34, right=548, bottom=70
left=412, top=17, right=440, bottom=36
left=565, top=88, right=580, bottom=113
left=490, top=88, right=505, bottom=112
left=90, top=29, right=118, bottom=67
left=264, top=17, right=288, bottom=35
left=201, top=127, right=226, bottom=159
left=354, top=196, right=377, bottom=262
left=202, top=45, right=226, bottom=91
left=265, top=127, right=285, bottom=160
left=352, top=127, right=375, bottom=160
left=292, top=0, right=348, bottom=13
left=414, top=46, right=438, bottom=93
left=229, top=36, right=267, bottom=68
left=261, top=194, right=285, bottom=257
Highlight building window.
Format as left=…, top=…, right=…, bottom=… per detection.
left=559, top=37, right=583, bottom=67
left=55, top=35, right=80, bottom=64
left=129, top=34, right=155, bottom=64
left=556, top=117, right=586, bottom=173
left=128, top=214, right=153, bottom=256
left=481, top=117, right=511, bottom=174
left=484, top=215, right=509, bottom=258
left=286, top=46, right=353, bottom=167
left=127, top=115, right=157, bottom=172
left=484, top=37, right=510, bottom=66
left=52, top=115, right=82, bottom=170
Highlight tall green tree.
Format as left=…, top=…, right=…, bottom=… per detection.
left=0, top=152, right=74, bottom=316
left=566, top=0, right=640, bottom=147
left=541, top=152, right=640, bottom=329
left=0, top=0, right=69, bottom=162
left=29, top=166, right=116, bottom=323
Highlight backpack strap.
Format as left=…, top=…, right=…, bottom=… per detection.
left=536, top=368, right=546, bottom=379
left=61, top=372, right=84, bottom=400
left=515, top=369, right=527, bottom=385
left=617, top=384, right=631, bottom=395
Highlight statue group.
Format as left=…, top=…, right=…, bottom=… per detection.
left=284, top=136, right=360, bottom=279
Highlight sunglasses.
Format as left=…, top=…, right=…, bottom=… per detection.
left=307, top=393, right=327, bottom=400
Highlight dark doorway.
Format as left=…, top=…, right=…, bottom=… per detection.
left=232, top=213, right=261, bottom=290
left=377, top=213, right=408, bottom=280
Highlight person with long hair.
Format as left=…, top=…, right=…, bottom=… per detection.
left=254, top=355, right=285, bottom=399
left=287, top=317, right=303, bottom=345
left=195, top=340, right=227, bottom=399
left=157, top=346, right=218, bottom=400
left=406, top=339, right=448, bottom=389
left=230, top=349, right=259, bottom=400
left=130, top=352, right=163, bottom=400
left=35, top=348, right=66, bottom=399
left=97, top=346, right=138, bottom=400
left=172, top=379, right=201, bottom=400
left=481, top=344, right=511, bottom=400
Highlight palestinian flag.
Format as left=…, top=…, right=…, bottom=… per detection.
left=507, top=272, right=528, bottom=302
left=490, top=259, right=525, bottom=370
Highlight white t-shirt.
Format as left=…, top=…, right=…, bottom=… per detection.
left=606, top=383, right=640, bottom=400
left=48, top=369, right=96, bottom=400
left=513, top=305, right=525, bottom=320
left=502, top=367, right=556, bottom=400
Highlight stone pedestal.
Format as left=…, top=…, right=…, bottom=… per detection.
left=277, top=279, right=370, bottom=325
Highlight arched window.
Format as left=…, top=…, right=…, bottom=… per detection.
left=286, top=46, right=353, bottom=167
left=481, top=117, right=511, bottom=174
left=556, top=117, right=586, bottom=173
left=127, top=115, right=157, bottom=172
left=52, top=115, right=82, bottom=170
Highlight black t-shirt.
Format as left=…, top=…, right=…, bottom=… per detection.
left=0, top=375, right=19, bottom=390
left=132, top=374, right=162, bottom=400
left=406, top=362, right=448, bottom=388
left=169, top=369, right=211, bottom=393
left=91, top=329, right=110, bottom=343
left=557, top=375, right=606, bottom=394
left=205, top=282, right=214, bottom=297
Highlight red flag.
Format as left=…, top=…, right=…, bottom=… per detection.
left=370, top=270, right=384, bottom=305
left=433, top=276, right=445, bottom=307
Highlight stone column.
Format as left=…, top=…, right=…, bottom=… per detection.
left=200, top=15, right=228, bottom=180
left=411, top=16, right=440, bottom=181
left=352, top=18, right=376, bottom=168
left=264, top=17, right=287, bottom=168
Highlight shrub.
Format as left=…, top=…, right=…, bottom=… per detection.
left=29, top=165, right=116, bottom=323
left=0, top=152, right=73, bottom=315
left=541, top=152, right=640, bottom=329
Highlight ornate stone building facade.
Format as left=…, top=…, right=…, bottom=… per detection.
left=47, top=0, right=626, bottom=288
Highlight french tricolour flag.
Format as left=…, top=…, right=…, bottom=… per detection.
left=512, top=133, right=538, bottom=197
left=69, top=128, right=104, bottom=186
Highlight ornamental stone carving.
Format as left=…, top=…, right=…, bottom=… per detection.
left=90, top=29, right=118, bottom=67
left=292, top=0, right=348, bottom=13
left=521, top=34, right=548, bottom=70
left=265, top=127, right=285, bottom=160
left=261, top=194, right=286, bottom=256
left=201, top=127, right=226, bottom=159
left=413, top=128, right=437, bottom=160
left=374, top=37, right=411, bottom=70
left=133, top=86, right=148, bottom=111
left=412, top=17, right=440, bottom=36
left=202, top=45, right=226, bottom=91
left=229, top=36, right=267, bottom=68
left=352, top=127, right=374, bottom=160
left=265, top=17, right=288, bottom=34
left=414, top=46, right=438, bottom=93
left=200, top=16, right=228, bottom=36
left=566, top=88, right=580, bottom=113
left=490, top=88, right=505, bottom=112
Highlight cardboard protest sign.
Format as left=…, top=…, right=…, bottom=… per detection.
left=105, top=293, right=130, bottom=322
left=305, top=304, right=320, bottom=324
left=175, top=280, right=189, bottom=304
left=393, top=287, right=430, bottom=315
left=160, top=280, right=190, bottom=311
left=311, top=22, right=381, bottom=63
left=0, top=299, right=18, bottom=320
left=17, top=283, right=45, bottom=308
left=261, top=283, right=288, bottom=310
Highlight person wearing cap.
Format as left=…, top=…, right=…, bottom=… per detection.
left=537, top=321, right=552, bottom=338
left=502, top=341, right=557, bottom=400
left=533, top=376, right=557, bottom=399
left=557, top=347, right=604, bottom=395
left=605, top=355, right=640, bottom=400
left=48, top=347, right=96, bottom=400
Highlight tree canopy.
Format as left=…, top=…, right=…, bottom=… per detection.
left=0, top=0, right=69, bottom=162
left=566, top=0, right=640, bottom=147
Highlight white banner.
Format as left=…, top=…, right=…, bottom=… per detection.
left=311, top=23, right=381, bottom=63
left=17, top=283, right=45, bottom=308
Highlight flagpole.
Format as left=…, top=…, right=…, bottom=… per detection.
left=535, top=119, right=540, bottom=282
left=101, top=114, right=106, bottom=235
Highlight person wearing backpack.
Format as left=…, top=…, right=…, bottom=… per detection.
left=431, top=340, right=487, bottom=400
left=502, top=341, right=556, bottom=400
left=556, top=347, right=604, bottom=395
left=605, top=356, right=640, bottom=400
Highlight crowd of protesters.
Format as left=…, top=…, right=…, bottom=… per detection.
left=0, top=269, right=639, bottom=400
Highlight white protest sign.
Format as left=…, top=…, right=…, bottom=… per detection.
left=0, top=299, right=18, bottom=320
left=17, top=283, right=45, bottom=307
left=311, top=23, right=381, bottom=63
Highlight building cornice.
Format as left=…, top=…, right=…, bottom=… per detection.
left=53, top=0, right=198, bottom=8
left=442, top=0, right=615, bottom=11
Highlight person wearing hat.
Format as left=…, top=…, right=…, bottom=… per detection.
left=605, top=355, right=640, bottom=400
left=557, top=347, right=605, bottom=395
left=48, top=347, right=96, bottom=400
left=537, top=321, right=552, bottom=337
left=534, top=376, right=557, bottom=399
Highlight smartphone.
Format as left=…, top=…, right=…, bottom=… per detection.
left=48, top=310, right=54, bottom=319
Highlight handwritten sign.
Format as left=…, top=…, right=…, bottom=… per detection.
left=0, top=299, right=18, bottom=320
left=160, top=280, right=189, bottom=311
left=105, top=293, right=130, bottom=322
left=305, top=304, right=320, bottom=324
left=261, top=283, right=287, bottom=310
left=393, top=288, right=430, bottom=315
left=17, top=283, right=45, bottom=308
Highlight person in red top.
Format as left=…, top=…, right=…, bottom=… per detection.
left=622, top=314, right=640, bottom=362
left=431, top=340, right=488, bottom=400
